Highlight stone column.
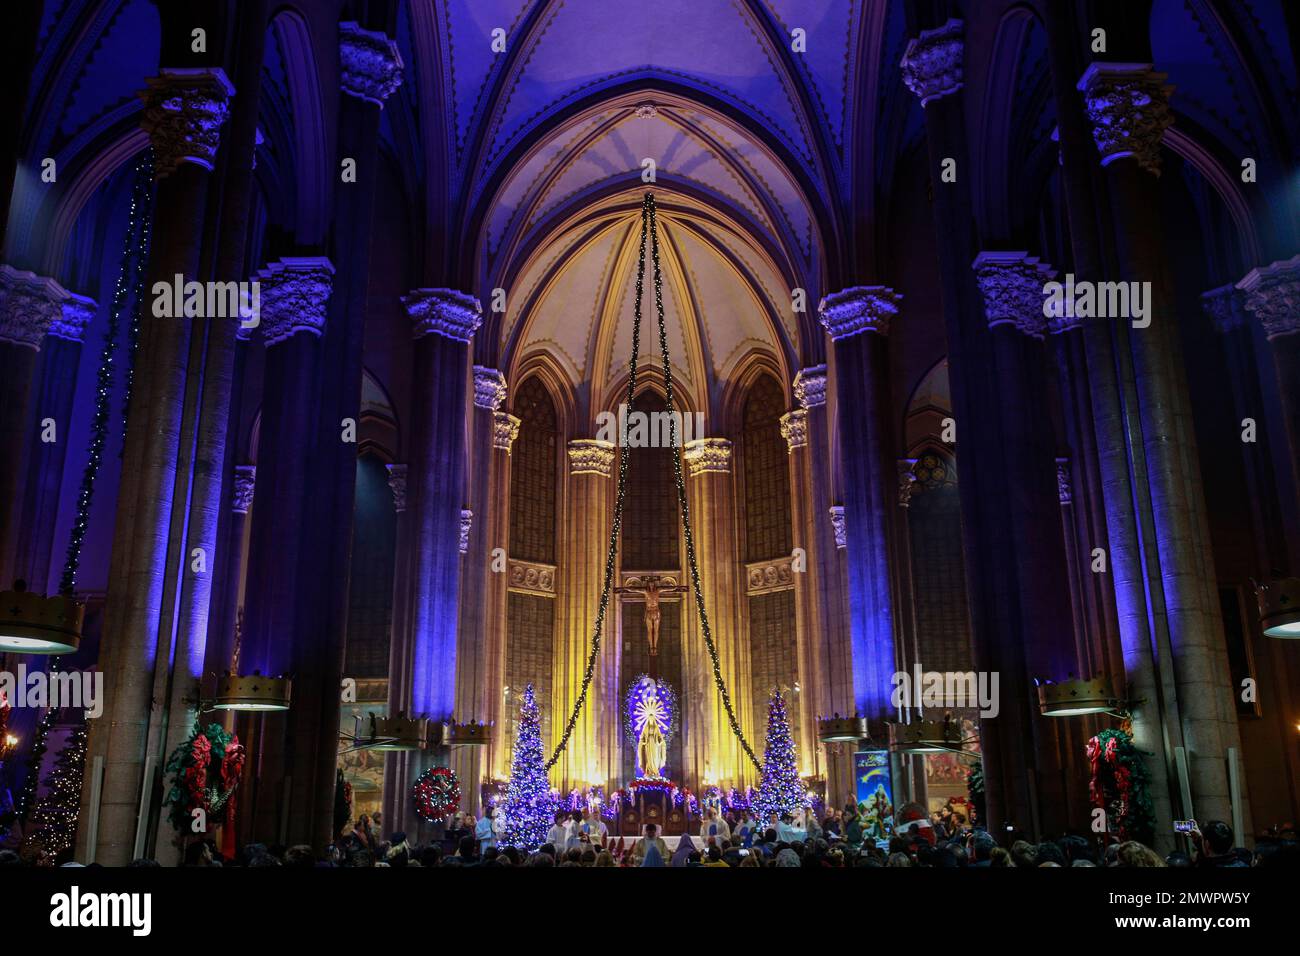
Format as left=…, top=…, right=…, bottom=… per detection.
left=205, top=465, right=255, bottom=678
left=817, top=290, right=900, bottom=726
left=1238, top=256, right=1300, bottom=521
left=779, top=408, right=821, bottom=777
left=486, top=411, right=519, bottom=783
left=1080, top=61, right=1248, bottom=831
left=239, top=257, right=335, bottom=843
left=12, top=293, right=93, bottom=592
left=554, top=439, right=616, bottom=792
left=892, top=458, right=929, bottom=807
left=382, top=464, right=415, bottom=836
left=682, top=437, right=752, bottom=789
left=451, top=368, right=507, bottom=813
left=79, top=67, right=233, bottom=865
left=0, top=267, right=68, bottom=583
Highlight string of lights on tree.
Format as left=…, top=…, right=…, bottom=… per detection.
left=23, top=721, right=87, bottom=856
left=501, top=684, right=554, bottom=851
left=15, top=152, right=155, bottom=829
left=752, top=690, right=804, bottom=823
left=544, top=193, right=760, bottom=772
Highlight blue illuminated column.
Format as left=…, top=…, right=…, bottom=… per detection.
left=817, top=288, right=900, bottom=726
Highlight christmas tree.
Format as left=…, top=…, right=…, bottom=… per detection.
left=25, top=721, right=88, bottom=858
left=500, top=684, right=554, bottom=851
left=752, top=690, right=803, bottom=824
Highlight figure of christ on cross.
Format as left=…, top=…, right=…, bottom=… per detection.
left=616, top=575, right=688, bottom=668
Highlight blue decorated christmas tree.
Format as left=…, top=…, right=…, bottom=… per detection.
left=501, top=684, right=554, bottom=851
left=753, top=689, right=803, bottom=824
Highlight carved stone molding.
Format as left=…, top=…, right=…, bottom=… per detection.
left=231, top=465, right=256, bottom=514
left=139, top=68, right=235, bottom=178
left=1238, top=255, right=1300, bottom=341
left=793, top=365, right=828, bottom=409
left=1077, top=63, right=1173, bottom=177
left=683, top=437, right=733, bottom=477
left=745, top=557, right=795, bottom=595
left=493, top=412, right=521, bottom=452
left=897, top=459, right=918, bottom=508
left=972, top=251, right=1056, bottom=338
left=473, top=366, right=508, bottom=411
left=257, top=257, right=335, bottom=345
left=0, top=266, right=68, bottom=349
left=49, top=292, right=96, bottom=343
left=901, top=18, right=964, bottom=107
left=620, top=571, right=683, bottom=594
left=339, top=22, right=404, bottom=106
left=829, top=506, right=846, bottom=549
left=459, top=509, right=473, bottom=554
left=1056, top=458, right=1072, bottom=505
left=779, top=409, right=807, bottom=453
left=568, top=439, right=616, bottom=477
left=818, top=287, right=902, bottom=341
left=507, top=559, right=557, bottom=597
left=402, top=288, right=483, bottom=343
left=386, top=463, right=407, bottom=513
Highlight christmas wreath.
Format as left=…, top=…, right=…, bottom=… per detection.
left=412, top=766, right=461, bottom=822
left=163, top=722, right=245, bottom=833
left=1087, top=728, right=1155, bottom=845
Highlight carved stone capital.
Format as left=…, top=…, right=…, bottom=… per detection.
left=1056, top=458, right=1072, bottom=505
left=493, top=412, right=521, bottom=452
left=684, top=437, right=733, bottom=477
left=0, top=265, right=68, bottom=350
left=829, top=505, right=846, bottom=549
left=339, top=22, right=404, bottom=106
left=793, top=365, right=828, bottom=409
left=818, top=287, right=902, bottom=341
left=1200, top=284, right=1247, bottom=335
left=972, top=251, right=1056, bottom=338
left=402, top=288, right=483, bottom=343
left=256, top=257, right=335, bottom=346
left=1077, top=63, right=1173, bottom=177
left=231, top=465, right=256, bottom=514
left=779, top=409, right=807, bottom=453
left=1237, top=255, right=1300, bottom=341
left=473, top=366, right=508, bottom=410
left=49, top=292, right=96, bottom=343
left=901, top=18, right=964, bottom=107
left=898, top=459, right=918, bottom=508
left=386, top=463, right=407, bottom=513
left=568, top=439, right=616, bottom=477
left=459, top=509, right=473, bottom=554
left=139, top=68, right=235, bottom=178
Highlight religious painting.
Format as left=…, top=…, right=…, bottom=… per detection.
left=854, top=750, right=893, bottom=840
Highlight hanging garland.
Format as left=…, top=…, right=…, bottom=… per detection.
left=545, top=193, right=760, bottom=770
left=1087, top=728, right=1156, bottom=845
left=15, top=152, right=155, bottom=827
left=162, top=722, right=246, bottom=833
left=412, top=767, right=461, bottom=822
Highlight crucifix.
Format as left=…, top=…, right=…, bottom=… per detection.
left=616, top=575, right=687, bottom=676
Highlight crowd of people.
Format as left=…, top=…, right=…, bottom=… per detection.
left=3, top=801, right=1295, bottom=868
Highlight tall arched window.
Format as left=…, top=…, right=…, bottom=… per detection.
left=740, top=375, right=798, bottom=741
left=506, top=377, right=559, bottom=733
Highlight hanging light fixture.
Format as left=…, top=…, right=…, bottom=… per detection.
left=1037, top=675, right=1119, bottom=717
left=0, top=581, right=84, bottom=654
left=817, top=714, right=868, bottom=743
left=212, top=672, right=291, bottom=711
left=887, top=718, right=964, bottom=754
left=444, top=720, right=493, bottom=746
left=364, top=712, right=428, bottom=751
left=1255, top=578, right=1300, bottom=638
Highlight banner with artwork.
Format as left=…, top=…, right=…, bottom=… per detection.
left=854, top=750, right=893, bottom=840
